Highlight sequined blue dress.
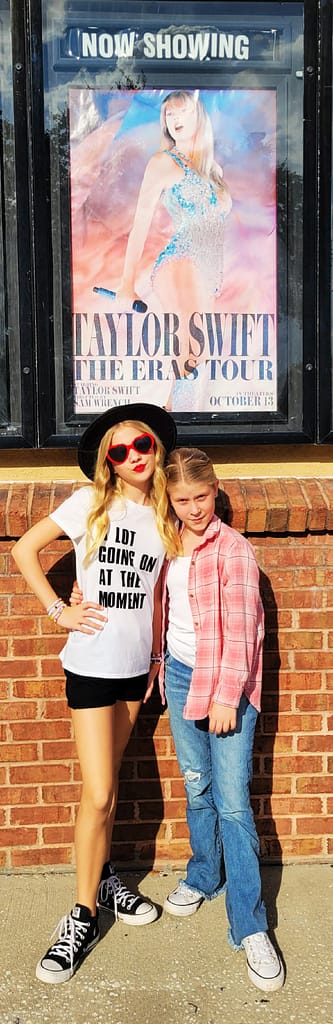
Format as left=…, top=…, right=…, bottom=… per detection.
left=152, top=149, right=226, bottom=297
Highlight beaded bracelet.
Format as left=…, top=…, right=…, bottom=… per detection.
left=47, top=598, right=66, bottom=623
left=150, top=654, right=163, bottom=664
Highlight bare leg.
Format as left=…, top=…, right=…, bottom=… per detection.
left=72, top=699, right=142, bottom=914
left=104, top=698, right=142, bottom=858
left=153, top=258, right=213, bottom=376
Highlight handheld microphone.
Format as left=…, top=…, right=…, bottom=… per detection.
left=93, top=287, right=147, bottom=313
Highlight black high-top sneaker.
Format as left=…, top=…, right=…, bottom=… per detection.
left=36, top=903, right=100, bottom=984
left=98, top=863, right=158, bottom=925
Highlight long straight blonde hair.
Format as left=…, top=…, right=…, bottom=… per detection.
left=84, top=419, right=179, bottom=563
left=165, top=447, right=218, bottom=556
left=160, top=90, right=230, bottom=204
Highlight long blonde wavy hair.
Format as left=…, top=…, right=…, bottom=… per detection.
left=84, top=419, right=179, bottom=564
left=160, top=90, right=231, bottom=206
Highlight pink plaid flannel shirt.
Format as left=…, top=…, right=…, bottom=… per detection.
left=159, top=516, right=265, bottom=720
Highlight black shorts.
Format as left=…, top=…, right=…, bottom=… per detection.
left=65, top=669, right=149, bottom=710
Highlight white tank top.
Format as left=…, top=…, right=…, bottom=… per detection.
left=167, top=556, right=196, bottom=669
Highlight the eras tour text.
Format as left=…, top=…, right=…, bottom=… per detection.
left=74, top=310, right=275, bottom=383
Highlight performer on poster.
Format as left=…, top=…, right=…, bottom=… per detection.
left=71, top=86, right=277, bottom=414
left=112, top=90, right=232, bottom=406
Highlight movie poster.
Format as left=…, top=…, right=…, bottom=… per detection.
left=69, top=87, right=277, bottom=414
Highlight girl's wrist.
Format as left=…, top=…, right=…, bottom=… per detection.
left=150, top=653, right=163, bottom=664
left=47, top=597, right=67, bottom=623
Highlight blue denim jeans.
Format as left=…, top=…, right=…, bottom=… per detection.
left=165, top=653, right=268, bottom=947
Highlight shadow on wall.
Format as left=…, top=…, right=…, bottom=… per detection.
left=216, top=487, right=283, bottom=931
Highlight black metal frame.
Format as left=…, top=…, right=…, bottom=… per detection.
left=318, top=0, right=333, bottom=442
left=0, top=0, right=325, bottom=447
left=0, top=0, right=35, bottom=447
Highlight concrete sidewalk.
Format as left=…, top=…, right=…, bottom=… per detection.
left=0, top=864, right=332, bottom=1024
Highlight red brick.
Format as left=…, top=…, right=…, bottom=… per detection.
left=278, top=589, right=323, bottom=609
left=0, top=742, right=38, bottom=762
left=256, top=733, right=293, bottom=754
left=170, top=779, right=186, bottom=799
left=301, top=480, right=329, bottom=531
left=42, top=825, right=75, bottom=844
left=44, top=700, right=70, bottom=719
left=11, top=637, right=63, bottom=657
left=257, top=817, right=292, bottom=836
left=242, top=481, right=268, bottom=532
left=279, top=671, right=324, bottom=692
left=279, top=630, right=323, bottom=650
left=299, top=611, right=332, bottom=629
left=10, top=764, right=71, bottom=784
left=171, top=822, right=192, bottom=841
left=10, top=805, right=72, bottom=825
left=10, top=721, right=71, bottom=741
left=40, top=659, right=64, bottom=677
left=262, top=714, right=322, bottom=734
left=294, top=652, right=333, bottom=670
left=42, top=740, right=77, bottom=760
left=276, top=838, right=324, bottom=857
left=0, top=488, right=9, bottom=535
left=252, top=775, right=292, bottom=795
left=265, top=796, right=323, bottom=815
left=297, top=735, right=333, bottom=752
left=0, top=786, right=38, bottom=804
left=0, top=659, right=38, bottom=678
left=0, top=827, right=38, bottom=846
left=11, top=847, right=73, bottom=867
left=0, top=617, right=39, bottom=637
left=283, top=479, right=309, bottom=532
left=271, top=756, right=324, bottom=773
left=0, top=701, right=38, bottom=721
left=50, top=483, right=76, bottom=513
left=42, top=784, right=81, bottom=804
left=6, top=484, right=31, bottom=536
left=263, top=480, right=289, bottom=532
left=30, top=484, right=52, bottom=524
left=220, top=480, right=247, bottom=532
left=13, top=679, right=64, bottom=698
left=297, top=816, right=333, bottom=834
left=10, top=594, right=43, bottom=615
left=296, top=776, right=333, bottom=794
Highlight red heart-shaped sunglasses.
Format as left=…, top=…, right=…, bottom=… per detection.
left=107, top=432, right=156, bottom=465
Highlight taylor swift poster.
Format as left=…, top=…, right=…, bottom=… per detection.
left=69, top=87, right=277, bottom=414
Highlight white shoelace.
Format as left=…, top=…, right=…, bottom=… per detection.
left=244, top=932, right=278, bottom=967
left=99, top=874, right=137, bottom=921
left=47, top=914, right=91, bottom=971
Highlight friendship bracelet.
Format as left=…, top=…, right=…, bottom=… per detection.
left=150, top=654, right=164, bottom=664
left=47, top=598, right=66, bottom=623
left=47, top=597, right=63, bottom=616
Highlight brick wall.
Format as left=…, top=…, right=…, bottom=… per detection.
left=0, top=479, right=333, bottom=870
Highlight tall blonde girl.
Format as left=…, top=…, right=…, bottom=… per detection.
left=12, top=402, right=177, bottom=985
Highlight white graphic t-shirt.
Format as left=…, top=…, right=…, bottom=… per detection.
left=50, top=486, right=165, bottom=679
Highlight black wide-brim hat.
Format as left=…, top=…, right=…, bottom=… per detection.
left=78, top=402, right=177, bottom=480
